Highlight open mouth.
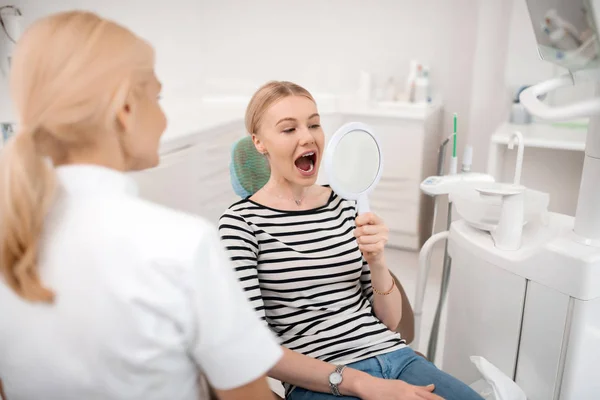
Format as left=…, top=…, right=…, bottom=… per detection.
left=294, top=151, right=317, bottom=174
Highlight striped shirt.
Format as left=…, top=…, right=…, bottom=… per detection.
left=218, top=189, right=406, bottom=373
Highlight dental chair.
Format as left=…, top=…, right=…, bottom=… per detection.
left=209, top=137, right=417, bottom=400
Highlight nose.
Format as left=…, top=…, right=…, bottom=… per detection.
left=298, top=126, right=315, bottom=146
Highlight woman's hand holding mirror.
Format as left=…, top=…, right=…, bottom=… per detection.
left=354, top=212, right=389, bottom=268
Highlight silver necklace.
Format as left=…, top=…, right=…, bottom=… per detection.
left=264, top=185, right=312, bottom=206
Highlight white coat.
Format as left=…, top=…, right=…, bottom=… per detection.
left=0, top=164, right=281, bottom=400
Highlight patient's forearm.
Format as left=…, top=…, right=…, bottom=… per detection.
left=269, top=346, right=372, bottom=397
left=369, top=264, right=403, bottom=330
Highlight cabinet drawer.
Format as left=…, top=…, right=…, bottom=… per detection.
left=370, top=200, right=419, bottom=236
left=371, top=177, right=421, bottom=205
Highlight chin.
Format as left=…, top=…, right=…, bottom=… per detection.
left=129, top=155, right=160, bottom=172
left=294, top=173, right=319, bottom=187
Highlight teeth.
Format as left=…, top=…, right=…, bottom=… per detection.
left=302, top=152, right=314, bottom=158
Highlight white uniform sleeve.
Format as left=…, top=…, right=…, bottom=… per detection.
left=187, top=226, right=282, bottom=390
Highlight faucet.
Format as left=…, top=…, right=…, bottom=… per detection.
left=477, top=185, right=525, bottom=251
left=508, top=131, right=524, bottom=186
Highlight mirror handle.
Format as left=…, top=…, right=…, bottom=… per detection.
left=357, top=195, right=370, bottom=214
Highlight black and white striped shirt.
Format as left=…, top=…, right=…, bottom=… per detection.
left=218, top=190, right=406, bottom=369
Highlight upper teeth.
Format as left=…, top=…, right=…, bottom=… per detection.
left=302, top=152, right=314, bottom=157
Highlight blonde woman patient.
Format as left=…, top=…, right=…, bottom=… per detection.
left=0, top=11, right=282, bottom=400
left=219, top=81, right=484, bottom=400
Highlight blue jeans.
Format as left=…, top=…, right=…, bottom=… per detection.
left=287, top=347, right=483, bottom=400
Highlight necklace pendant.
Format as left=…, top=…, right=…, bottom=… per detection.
left=295, top=199, right=302, bottom=206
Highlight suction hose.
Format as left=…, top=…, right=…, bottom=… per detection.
left=413, top=230, right=449, bottom=350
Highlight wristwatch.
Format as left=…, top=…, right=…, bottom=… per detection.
left=328, top=365, right=346, bottom=396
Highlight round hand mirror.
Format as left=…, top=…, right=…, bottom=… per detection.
left=323, top=122, right=383, bottom=214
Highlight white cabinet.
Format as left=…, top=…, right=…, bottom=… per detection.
left=130, top=120, right=246, bottom=226
left=339, top=107, right=443, bottom=250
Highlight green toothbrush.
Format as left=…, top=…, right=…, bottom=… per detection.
left=451, top=113, right=458, bottom=174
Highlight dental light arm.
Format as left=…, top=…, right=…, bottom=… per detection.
left=521, top=0, right=600, bottom=244
left=519, top=73, right=600, bottom=121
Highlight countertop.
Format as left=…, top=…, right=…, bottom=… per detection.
left=491, top=121, right=588, bottom=152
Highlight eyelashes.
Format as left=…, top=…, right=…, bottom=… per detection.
left=282, top=124, right=321, bottom=134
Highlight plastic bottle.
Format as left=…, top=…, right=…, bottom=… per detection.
left=405, top=60, right=418, bottom=102
left=413, top=65, right=431, bottom=104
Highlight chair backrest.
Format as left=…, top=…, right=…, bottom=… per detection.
left=230, top=136, right=270, bottom=198
left=390, top=272, right=415, bottom=344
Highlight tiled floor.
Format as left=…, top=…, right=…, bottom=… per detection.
left=269, top=245, right=449, bottom=397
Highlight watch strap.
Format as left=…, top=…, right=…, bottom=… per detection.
left=330, top=365, right=346, bottom=396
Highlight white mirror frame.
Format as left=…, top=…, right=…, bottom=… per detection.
left=323, top=122, right=383, bottom=214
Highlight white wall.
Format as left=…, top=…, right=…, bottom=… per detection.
left=1, top=0, right=480, bottom=121
left=2, top=0, right=206, bottom=109
left=465, top=0, right=513, bottom=172
left=2, top=1, right=589, bottom=140
left=7, top=0, right=584, bottom=216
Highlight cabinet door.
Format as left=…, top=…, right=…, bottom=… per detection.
left=443, top=249, right=527, bottom=385
left=515, top=282, right=569, bottom=400
left=340, top=115, right=425, bottom=180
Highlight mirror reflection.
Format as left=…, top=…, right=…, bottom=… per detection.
left=332, top=129, right=380, bottom=194
left=525, top=0, right=599, bottom=70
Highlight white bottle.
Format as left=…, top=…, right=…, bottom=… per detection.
left=405, top=60, right=418, bottom=102
left=384, top=77, right=397, bottom=102
left=413, top=65, right=430, bottom=104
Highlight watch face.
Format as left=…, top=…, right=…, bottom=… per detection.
left=329, top=372, right=343, bottom=385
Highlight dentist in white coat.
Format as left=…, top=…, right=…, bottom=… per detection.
left=0, top=11, right=281, bottom=400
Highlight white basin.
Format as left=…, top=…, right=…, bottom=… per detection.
left=450, top=182, right=550, bottom=232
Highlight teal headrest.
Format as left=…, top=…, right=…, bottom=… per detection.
left=229, top=136, right=270, bottom=198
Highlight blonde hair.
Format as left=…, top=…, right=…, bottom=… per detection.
left=245, top=81, right=315, bottom=135
left=0, top=11, right=155, bottom=303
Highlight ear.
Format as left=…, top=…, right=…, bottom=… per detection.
left=251, top=133, right=267, bottom=155
left=115, top=96, right=135, bottom=135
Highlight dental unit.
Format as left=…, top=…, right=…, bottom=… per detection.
left=415, top=1, right=600, bottom=398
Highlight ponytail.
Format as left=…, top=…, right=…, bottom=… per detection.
left=0, top=10, right=155, bottom=302
left=0, top=131, right=56, bottom=302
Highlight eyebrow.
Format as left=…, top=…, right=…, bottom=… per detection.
left=275, top=113, right=320, bottom=126
left=276, top=117, right=297, bottom=126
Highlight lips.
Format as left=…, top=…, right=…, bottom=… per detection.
left=294, top=150, right=317, bottom=176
